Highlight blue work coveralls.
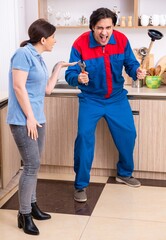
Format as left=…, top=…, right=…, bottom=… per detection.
left=65, top=30, right=140, bottom=189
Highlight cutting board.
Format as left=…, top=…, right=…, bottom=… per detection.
left=156, top=55, right=166, bottom=84
left=124, top=49, right=154, bottom=85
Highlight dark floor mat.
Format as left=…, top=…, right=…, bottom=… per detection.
left=1, top=179, right=105, bottom=216
left=107, top=176, right=166, bottom=187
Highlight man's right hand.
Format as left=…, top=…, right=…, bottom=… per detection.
left=78, top=72, right=89, bottom=85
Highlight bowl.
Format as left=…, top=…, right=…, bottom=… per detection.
left=145, top=76, right=162, bottom=89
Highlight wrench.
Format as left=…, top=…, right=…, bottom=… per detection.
left=78, top=60, right=88, bottom=85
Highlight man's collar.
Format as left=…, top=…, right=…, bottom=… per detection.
left=89, top=30, right=116, bottom=48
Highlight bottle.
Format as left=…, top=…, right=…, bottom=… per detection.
left=127, top=16, right=132, bottom=27
left=120, top=16, right=126, bottom=27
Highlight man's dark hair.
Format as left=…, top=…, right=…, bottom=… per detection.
left=89, top=8, right=117, bottom=30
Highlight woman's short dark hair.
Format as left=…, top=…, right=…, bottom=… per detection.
left=20, top=18, right=56, bottom=47
left=89, top=8, right=117, bottom=30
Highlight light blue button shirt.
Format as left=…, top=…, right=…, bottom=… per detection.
left=7, top=43, right=48, bottom=125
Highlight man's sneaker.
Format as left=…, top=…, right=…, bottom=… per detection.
left=74, top=189, right=87, bottom=202
left=116, top=176, right=141, bottom=187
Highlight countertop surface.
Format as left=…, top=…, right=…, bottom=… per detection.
left=51, top=85, right=166, bottom=97
left=0, top=91, right=8, bottom=103
left=1, top=85, right=166, bottom=104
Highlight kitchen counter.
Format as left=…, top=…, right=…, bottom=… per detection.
left=51, top=85, right=166, bottom=97
left=1, top=85, right=166, bottom=103
left=0, top=91, right=8, bottom=106
left=42, top=85, right=166, bottom=180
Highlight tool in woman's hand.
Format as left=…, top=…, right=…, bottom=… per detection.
left=78, top=60, right=88, bottom=85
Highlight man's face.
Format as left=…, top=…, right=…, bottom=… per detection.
left=92, top=18, right=114, bottom=46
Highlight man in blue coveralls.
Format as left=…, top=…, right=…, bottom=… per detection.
left=65, top=8, right=146, bottom=202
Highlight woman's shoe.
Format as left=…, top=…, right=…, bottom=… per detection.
left=17, top=212, right=39, bottom=235
left=31, top=202, right=51, bottom=220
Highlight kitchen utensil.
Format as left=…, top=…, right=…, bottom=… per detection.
left=78, top=60, right=88, bottom=85
left=142, top=29, right=164, bottom=69
left=149, top=14, right=160, bottom=26
left=132, top=30, right=163, bottom=89
left=156, top=55, right=166, bottom=84
left=162, top=71, right=166, bottom=84
left=140, top=14, right=150, bottom=26
left=156, top=55, right=166, bottom=75
left=159, top=15, right=166, bottom=26
left=63, top=11, right=71, bottom=25
left=147, top=67, right=155, bottom=76
left=132, top=79, right=143, bottom=88
left=138, top=47, right=148, bottom=66
left=55, top=11, right=62, bottom=26
left=154, top=65, right=161, bottom=76
left=78, top=60, right=86, bottom=73
left=147, top=65, right=161, bottom=76
left=132, top=47, right=146, bottom=87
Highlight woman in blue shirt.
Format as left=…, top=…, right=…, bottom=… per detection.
left=7, top=18, right=76, bottom=235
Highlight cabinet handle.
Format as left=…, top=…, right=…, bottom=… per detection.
left=132, top=110, right=139, bottom=115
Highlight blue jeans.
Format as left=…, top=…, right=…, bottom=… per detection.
left=10, top=124, right=45, bottom=214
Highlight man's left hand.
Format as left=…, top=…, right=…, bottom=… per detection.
left=136, top=68, right=147, bottom=79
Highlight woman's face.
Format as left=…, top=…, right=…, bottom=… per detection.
left=92, top=18, right=114, bottom=46
left=43, top=33, right=56, bottom=51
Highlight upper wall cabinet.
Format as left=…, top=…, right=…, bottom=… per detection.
left=38, top=0, right=166, bottom=28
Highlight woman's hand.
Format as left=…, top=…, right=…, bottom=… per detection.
left=52, top=61, right=77, bottom=72
left=60, top=61, right=78, bottom=68
left=27, top=116, right=42, bottom=140
left=46, top=61, right=77, bottom=95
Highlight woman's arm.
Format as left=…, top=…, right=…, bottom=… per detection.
left=45, top=61, right=77, bottom=95
left=12, top=69, right=42, bottom=140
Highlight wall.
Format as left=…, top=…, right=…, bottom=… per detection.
left=0, top=0, right=38, bottom=96
left=41, top=0, right=166, bottom=79
left=0, top=0, right=166, bottom=90
left=0, top=0, right=19, bottom=95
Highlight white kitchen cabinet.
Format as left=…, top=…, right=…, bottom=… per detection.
left=0, top=103, right=21, bottom=189
left=138, top=99, right=166, bottom=172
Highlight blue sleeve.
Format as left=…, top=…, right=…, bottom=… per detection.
left=11, top=48, right=31, bottom=72
left=65, top=46, right=82, bottom=86
left=124, top=41, right=140, bottom=81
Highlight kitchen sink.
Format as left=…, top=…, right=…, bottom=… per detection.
left=54, top=83, right=77, bottom=89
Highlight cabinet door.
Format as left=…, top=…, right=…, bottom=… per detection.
left=93, top=99, right=139, bottom=170
left=129, top=99, right=139, bottom=170
left=0, top=105, right=21, bottom=188
left=41, top=96, right=78, bottom=166
left=42, top=96, right=139, bottom=171
left=139, top=100, right=166, bottom=172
